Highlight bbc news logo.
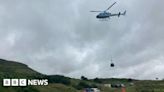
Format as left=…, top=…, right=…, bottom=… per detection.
left=3, top=79, right=48, bottom=86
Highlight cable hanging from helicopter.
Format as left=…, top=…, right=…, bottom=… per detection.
left=110, top=57, right=115, bottom=67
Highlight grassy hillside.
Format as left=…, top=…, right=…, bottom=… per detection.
left=0, top=59, right=43, bottom=79
left=0, top=59, right=164, bottom=92
left=0, top=59, right=77, bottom=92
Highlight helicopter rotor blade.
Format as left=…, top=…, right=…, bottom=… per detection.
left=90, top=11, right=102, bottom=12
left=105, top=2, right=116, bottom=11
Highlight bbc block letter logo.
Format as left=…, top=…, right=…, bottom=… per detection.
left=3, top=79, right=47, bottom=86
left=19, top=79, right=27, bottom=86
left=11, top=79, right=19, bottom=86
left=3, top=79, right=11, bottom=86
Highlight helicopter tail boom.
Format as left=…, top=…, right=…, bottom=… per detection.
left=110, top=10, right=126, bottom=17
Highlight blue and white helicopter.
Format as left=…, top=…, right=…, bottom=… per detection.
left=91, top=2, right=126, bottom=20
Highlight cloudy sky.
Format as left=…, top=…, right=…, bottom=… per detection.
left=0, top=0, right=163, bottom=80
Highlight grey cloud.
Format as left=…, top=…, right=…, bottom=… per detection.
left=0, top=0, right=163, bottom=80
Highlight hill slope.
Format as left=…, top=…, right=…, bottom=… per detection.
left=0, top=59, right=77, bottom=92
left=0, top=59, right=44, bottom=79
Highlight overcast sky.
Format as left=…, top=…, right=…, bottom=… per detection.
left=0, top=0, right=164, bottom=80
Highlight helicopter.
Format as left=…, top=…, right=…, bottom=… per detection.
left=90, top=2, right=126, bottom=20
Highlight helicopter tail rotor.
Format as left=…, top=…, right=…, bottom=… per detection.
left=118, top=11, right=126, bottom=17
left=122, top=10, right=126, bottom=15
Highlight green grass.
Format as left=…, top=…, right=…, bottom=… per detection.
left=36, top=83, right=77, bottom=92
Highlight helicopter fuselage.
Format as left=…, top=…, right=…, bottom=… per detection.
left=96, top=12, right=111, bottom=19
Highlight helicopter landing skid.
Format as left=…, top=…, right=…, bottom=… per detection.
left=99, top=18, right=110, bottom=21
